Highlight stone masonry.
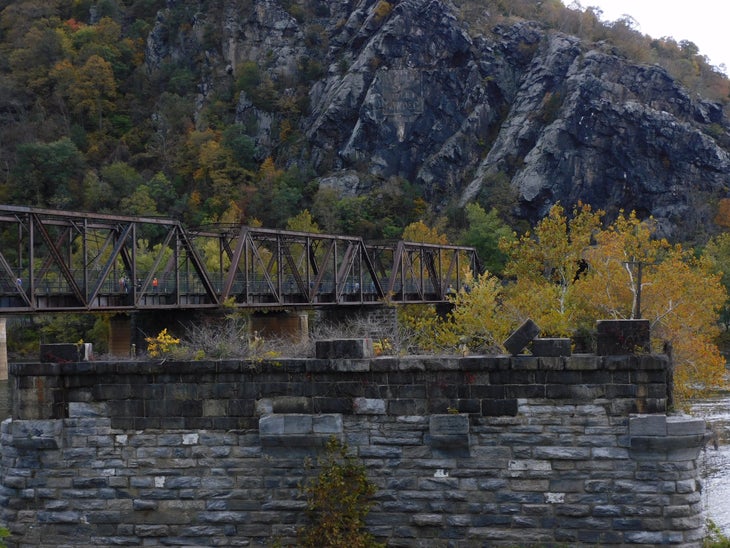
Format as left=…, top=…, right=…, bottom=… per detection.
left=0, top=327, right=712, bottom=546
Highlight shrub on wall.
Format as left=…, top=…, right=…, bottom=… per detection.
left=298, top=438, right=384, bottom=548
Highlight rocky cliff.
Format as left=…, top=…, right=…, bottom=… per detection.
left=147, top=0, right=730, bottom=240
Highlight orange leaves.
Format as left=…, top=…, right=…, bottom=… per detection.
left=399, top=205, right=727, bottom=402
left=509, top=206, right=728, bottom=402
left=715, top=198, right=730, bottom=229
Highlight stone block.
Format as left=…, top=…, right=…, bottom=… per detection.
left=353, top=398, right=386, bottom=415
left=271, top=397, right=311, bottom=414
left=313, top=397, right=352, bottom=414
left=312, top=414, right=343, bottom=434
left=666, top=416, right=706, bottom=436
left=596, top=320, right=650, bottom=355
left=133, top=500, right=158, bottom=511
left=430, top=414, right=469, bottom=436
left=482, top=399, right=518, bottom=417
left=40, top=343, right=81, bottom=363
left=531, top=338, right=571, bottom=357
left=262, top=414, right=312, bottom=436
left=629, top=415, right=667, bottom=436
left=9, top=419, right=63, bottom=450
left=68, top=402, right=108, bottom=418
left=315, top=339, right=374, bottom=359
left=503, top=319, right=540, bottom=355
left=629, top=434, right=707, bottom=461
left=358, top=446, right=402, bottom=458
left=259, top=413, right=342, bottom=447
left=568, top=355, right=599, bottom=370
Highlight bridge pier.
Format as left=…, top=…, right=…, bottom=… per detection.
left=316, top=305, right=398, bottom=338
left=249, top=311, right=309, bottom=342
left=109, top=314, right=134, bottom=357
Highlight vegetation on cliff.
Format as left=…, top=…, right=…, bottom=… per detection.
left=0, top=0, right=728, bottom=241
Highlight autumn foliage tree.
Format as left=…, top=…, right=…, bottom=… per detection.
left=574, top=211, right=727, bottom=402
left=499, top=203, right=603, bottom=336
left=405, top=204, right=727, bottom=403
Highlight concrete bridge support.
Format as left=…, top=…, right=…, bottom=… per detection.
left=108, top=314, right=133, bottom=357
left=249, top=310, right=309, bottom=342
left=316, top=305, right=398, bottom=337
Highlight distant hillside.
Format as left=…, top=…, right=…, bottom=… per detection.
left=0, top=0, right=728, bottom=243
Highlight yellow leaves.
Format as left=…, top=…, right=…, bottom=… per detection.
left=433, top=203, right=728, bottom=403
left=397, top=305, right=444, bottom=353
left=258, top=156, right=282, bottom=183
left=67, top=54, right=117, bottom=128
left=398, top=272, right=508, bottom=354
left=188, top=190, right=202, bottom=210
left=373, top=0, right=393, bottom=21
left=287, top=210, right=320, bottom=233
left=401, top=220, right=448, bottom=244
left=502, top=202, right=602, bottom=284
left=502, top=278, right=577, bottom=337
left=442, top=271, right=508, bottom=351
left=373, top=339, right=392, bottom=356
left=501, top=203, right=604, bottom=335
left=145, top=328, right=180, bottom=358
left=671, top=334, right=727, bottom=403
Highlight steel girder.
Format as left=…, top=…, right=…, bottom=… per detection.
left=0, top=206, right=480, bottom=313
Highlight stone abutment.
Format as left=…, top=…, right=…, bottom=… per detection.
left=0, top=326, right=713, bottom=546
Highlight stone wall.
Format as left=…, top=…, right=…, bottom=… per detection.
left=0, top=335, right=712, bottom=547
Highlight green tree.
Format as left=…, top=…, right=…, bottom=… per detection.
left=247, top=159, right=304, bottom=228
left=99, top=162, right=143, bottom=209
left=7, top=20, right=64, bottom=94
left=703, top=232, right=730, bottom=329
left=120, top=185, right=158, bottom=216
left=11, top=138, right=85, bottom=207
left=222, top=126, right=257, bottom=170
left=459, top=202, right=515, bottom=274
left=146, top=171, right=178, bottom=213
left=312, top=187, right=341, bottom=233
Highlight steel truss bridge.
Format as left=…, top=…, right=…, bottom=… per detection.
left=0, top=206, right=481, bottom=314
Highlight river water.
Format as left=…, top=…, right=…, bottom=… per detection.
left=0, top=380, right=726, bottom=532
left=692, top=395, right=730, bottom=534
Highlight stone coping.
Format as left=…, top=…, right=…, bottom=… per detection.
left=9, top=353, right=669, bottom=377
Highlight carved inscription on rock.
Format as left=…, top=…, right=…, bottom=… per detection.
left=376, top=69, right=423, bottom=117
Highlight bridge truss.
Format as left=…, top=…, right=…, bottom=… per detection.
left=0, top=206, right=481, bottom=314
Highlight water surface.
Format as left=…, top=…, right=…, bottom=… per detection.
left=692, top=396, right=730, bottom=534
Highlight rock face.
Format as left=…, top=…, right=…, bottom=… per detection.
left=146, top=0, right=730, bottom=239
